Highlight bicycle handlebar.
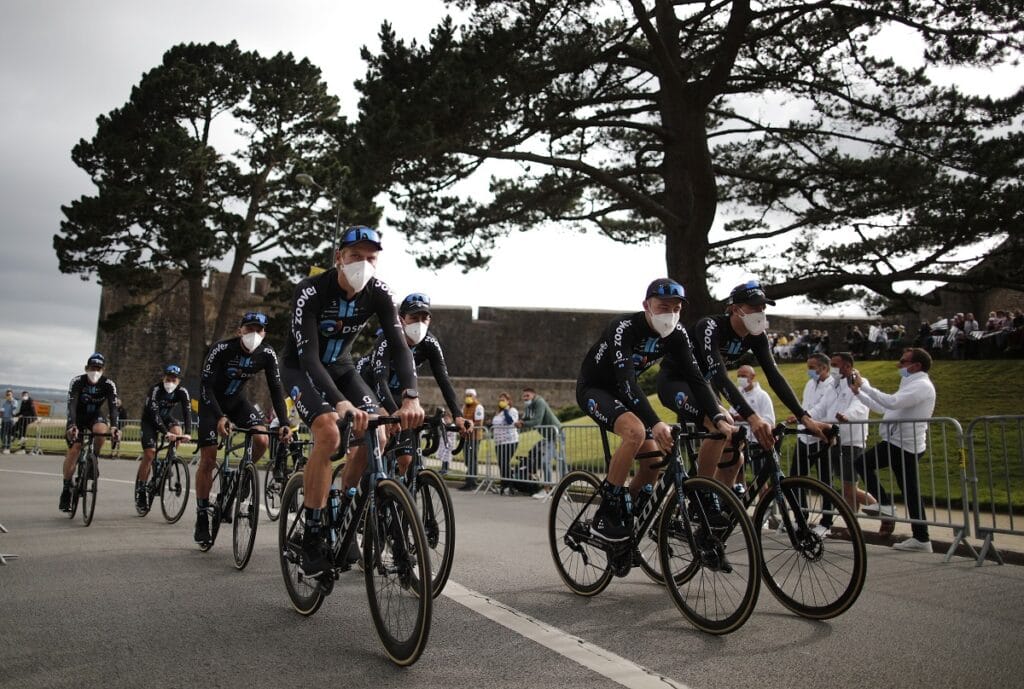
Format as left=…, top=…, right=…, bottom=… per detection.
left=419, top=409, right=467, bottom=457
left=330, top=414, right=403, bottom=461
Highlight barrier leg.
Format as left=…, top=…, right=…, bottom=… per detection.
left=975, top=531, right=1005, bottom=567
left=0, top=521, right=17, bottom=566
left=943, top=527, right=978, bottom=563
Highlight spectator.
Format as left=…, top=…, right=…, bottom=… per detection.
left=845, top=325, right=866, bottom=356
left=851, top=347, right=937, bottom=552
left=459, top=388, right=486, bottom=491
left=728, top=365, right=775, bottom=427
left=825, top=352, right=878, bottom=518
left=963, top=312, right=979, bottom=335
left=787, top=354, right=836, bottom=482
left=14, top=391, right=37, bottom=453
left=914, top=320, right=931, bottom=348
left=985, top=311, right=999, bottom=331
left=518, top=386, right=563, bottom=498
left=490, top=392, right=520, bottom=495
left=1, top=390, right=16, bottom=453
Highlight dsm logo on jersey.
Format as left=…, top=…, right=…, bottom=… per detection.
left=289, top=386, right=302, bottom=403
left=674, top=391, right=688, bottom=410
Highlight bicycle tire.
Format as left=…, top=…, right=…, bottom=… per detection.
left=547, top=471, right=613, bottom=596
left=68, top=459, right=85, bottom=520
left=159, top=457, right=190, bottom=524
left=232, top=463, right=260, bottom=570
left=82, top=452, right=98, bottom=527
left=754, top=476, right=867, bottom=619
left=363, top=479, right=432, bottom=666
left=277, top=472, right=326, bottom=616
left=636, top=498, right=669, bottom=585
left=135, top=463, right=153, bottom=517
left=263, top=462, right=283, bottom=522
left=414, top=469, right=455, bottom=598
left=659, top=477, right=760, bottom=635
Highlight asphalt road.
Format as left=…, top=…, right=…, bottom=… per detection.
left=1, top=453, right=1022, bottom=689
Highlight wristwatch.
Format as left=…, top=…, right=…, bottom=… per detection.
left=401, top=389, right=419, bottom=400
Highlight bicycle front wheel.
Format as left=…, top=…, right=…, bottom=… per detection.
left=160, top=458, right=190, bottom=524
left=415, top=469, right=455, bottom=598
left=547, top=471, right=612, bottom=596
left=232, top=463, right=260, bottom=570
left=264, top=462, right=284, bottom=521
left=363, top=479, right=432, bottom=666
left=200, top=466, right=223, bottom=553
left=659, top=477, right=760, bottom=635
left=68, top=462, right=85, bottom=520
left=277, top=472, right=326, bottom=616
left=81, top=454, right=98, bottom=527
left=754, top=476, right=867, bottom=619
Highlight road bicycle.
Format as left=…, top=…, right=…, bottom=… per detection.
left=548, top=425, right=761, bottom=635
left=331, top=410, right=464, bottom=598
left=134, top=433, right=191, bottom=524
left=736, top=424, right=867, bottom=619
left=264, top=435, right=310, bottom=521
left=198, top=427, right=273, bottom=570
left=279, top=415, right=432, bottom=666
left=67, top=430, right=113, bottom=527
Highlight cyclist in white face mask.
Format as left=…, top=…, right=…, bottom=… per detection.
left=59, top=353, right=121, bottom=512
left=193, top=312, right=292, bottom=545
left=577, top=279, right=738, bottom=542
left=279, top=225, right=425, bottom=575
left=135, top=364, right=193, bottom=511
left=659, top=279, right=832, bottom=488
left=359, top=293, right=469, bottom=477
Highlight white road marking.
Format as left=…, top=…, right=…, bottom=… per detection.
left=442, top=580, right=690, bottom=689
left=0, top=468, right=133, bottom=485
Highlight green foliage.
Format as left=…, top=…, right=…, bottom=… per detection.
left=356, top=1, right=1024, bottom=314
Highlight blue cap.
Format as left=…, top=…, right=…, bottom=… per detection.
left=399, top=293, right=431, bottom=316
left=645, top=279, right=686, bottom=301
left=239, top=312, right=268, bottom=328
left=339, top=225, right=383, bottom=250
left=163, top=364, right=182, bottom=377
left=86, top=353, right=105, bottom=368
left=728, top=279, right=776, bottom=306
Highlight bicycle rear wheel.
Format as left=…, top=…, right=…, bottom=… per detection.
left=754, top=476, right=867, bottom=619
left=547, top=471, right=612, bottom=596
left=636, top=499, right=668, bottom=585
left=134, top=463, right=152, bottom=517
left=232, top=463, right=260, bottom=570
left=160, top=458, right=190, bottom=524
left=363, top=479, right=432, bottom=666
left=82, top=454, right=98, bottom=527
left=278, top=472, right=327, bottom=615
left=659, top=477, right=760, bottom=635
left=414, top=469, right=455, bottom=598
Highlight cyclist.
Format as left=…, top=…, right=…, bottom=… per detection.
left=279, top=225, right=424, bottom=575
left=135, top=364, right=192, bottom=511
left=194, top=312, right=292, bottom=545
left=360, top=292, right=468, bottom=477
left=658, top=279, right=831, bottom=487
left=60, top=353, right=120, bottom=511
left=577, top=279, right=737, bottom=541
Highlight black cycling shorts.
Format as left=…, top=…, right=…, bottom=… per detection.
left=575, top=381, right=653, bottom=438
left=656, top=377, right=716, bottom=426
left=140, top=415, right=184, bottom=450
left=65, top=413, right=109, bottom=447
left=280, top=362, right=379, bottom=428
left=198, top=397, right=262, bottom=448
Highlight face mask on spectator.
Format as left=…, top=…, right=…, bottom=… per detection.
left=87, top=371, right=102, bottom=384
left=465, top=396, right=475, bottom=405
left=830, top=366, right=841, bottom=380
left=498, top=400, right=509, bottom=410
left=806, top=369, right=818, bottom=380
left=22, top=395, right=28, bottom=401
left=899, top=366, right=912, bottom=378
left=737, top=376, right=750, bottom=389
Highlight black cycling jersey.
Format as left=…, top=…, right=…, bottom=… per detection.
left=66, top=374, right=119, bottom=429
left=281, top=268, right=416, bottom=407
left=141, top=382, right=193, bottom=435
left=674, top=313, right=806, bottom=420
left=578, top=312, right=719, bottom=428
left=200, top=337, right=289, bottom=424
left=361, top=332, right=460, bottom=417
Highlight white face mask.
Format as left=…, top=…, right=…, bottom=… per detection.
left=341, top=259, right=375, bottom=293
left=22, top=395, right=28, bottom=401
left=241, top=331, right=264, bottom=351
left=163, top=382, right=178, bottom=394
left=649, top=311, right=679, bottom=338
left=403, top=321, right=428, bottom=345
left=830, top=366, right=841, bottom=380
left=86, top=371, right=102, bottom=384
left=737, top=376, right=750, bottom=389
left=739, top=310, right=768, bottom=336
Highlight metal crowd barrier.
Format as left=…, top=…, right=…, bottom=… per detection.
left=966, top=416, right=1024, bottom=566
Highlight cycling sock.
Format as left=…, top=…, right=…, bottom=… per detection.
left=63, top=479, right=72, bottom=488
left=305, top=507, right=323, bottom=534
left=197, top=498, right=210, bottom=512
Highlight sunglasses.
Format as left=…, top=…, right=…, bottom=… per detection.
left=651, top=282, right=685, bottom=299
left=340, top=226, right=382, bottom=246
left=240, top=312, right=269, bottom=327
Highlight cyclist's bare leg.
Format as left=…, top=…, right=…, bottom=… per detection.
left=248, top=424, right=269, bottom=464
left=628, top=440, right=663, bottom=498
left=303, top=412, right=341, bottom=509
left=608, top=413, right=646, bottom=486
left=92, top=422, right=109, bottom=456
left=195, top=445, right=219, bottom=500
left=138, top=448, right=156, bottom=482
left=63, top=443, right=81, bottom=480
left=396, top=452, right=412, bottom=476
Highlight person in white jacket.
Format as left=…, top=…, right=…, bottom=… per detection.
left=850, top=347, right=937, bottom=553
left=823, top=352, right=880, bottom=520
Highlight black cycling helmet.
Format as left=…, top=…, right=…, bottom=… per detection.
left=399, top=293, right=431, bottom=317
left=86, top=353, right=105, bottom=368
left=728, top=279, right=776, bottom=307
left=339, top=225, right=383, bottom=250
left=645, top=278, right=686, bottom=302
left=239, top=312, right=268, bottom=328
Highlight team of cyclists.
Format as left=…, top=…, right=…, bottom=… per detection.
left=57, top=224, right=832, bottom=572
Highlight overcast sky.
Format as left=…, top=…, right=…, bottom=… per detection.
left=0, top=1, right=1015, bottom=390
